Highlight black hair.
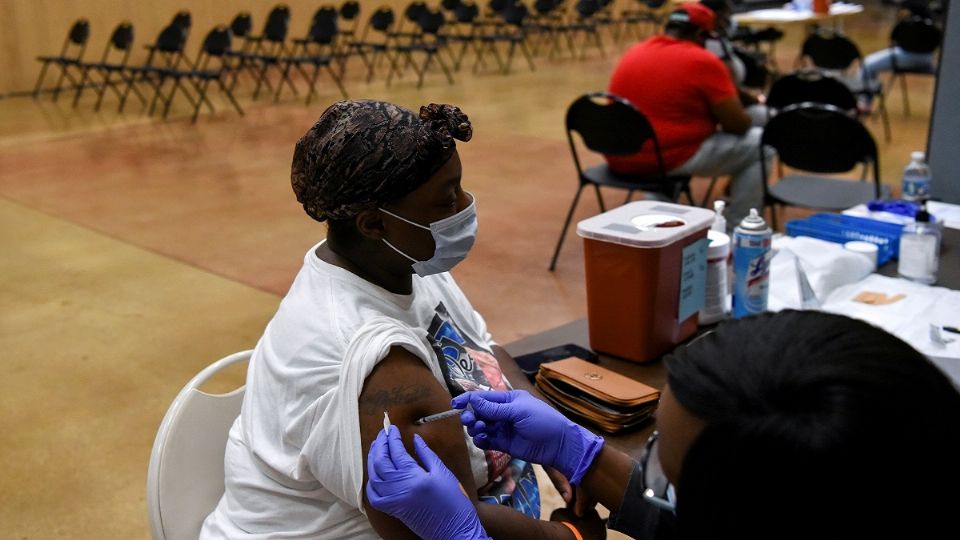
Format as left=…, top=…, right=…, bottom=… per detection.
left=666, top=310, right=960, bottom=539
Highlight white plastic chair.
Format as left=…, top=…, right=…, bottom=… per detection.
left=147, top=350, right=251, bottom=540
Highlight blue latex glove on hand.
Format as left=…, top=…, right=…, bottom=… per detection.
left=366, top=425, right=490, bottom=540
left=451, top=390, right=604, bottom=484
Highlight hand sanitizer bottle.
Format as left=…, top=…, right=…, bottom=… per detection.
left=898, top=204, right=940, bottom=284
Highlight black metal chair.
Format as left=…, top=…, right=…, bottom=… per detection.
left=34, top=18, right=91, bottom=100
left=799, top=30, right=890, bottom=140
left=760, top=103, right=882, bottom=230
left=72, top=21, right=139, bottom=111
left=156, top=25, right=245, bottom=123
left=119, top=21, right=190, bottom=115
left=550, top=92, right=694, bottom=271
left=339, top=1, right=362, bottom=41
left=349, top=6, right=398, bottom=83
left=888, top=16, right=941, bottom=116
left=766, top=69, right=858, bottom=113
left=473, top=1, right=535, bottom=74
left=230, top=4, right=291, bottom=100
left=280, top=7, right=349, bottom=102
left=388, top=8, right=455, bottom=88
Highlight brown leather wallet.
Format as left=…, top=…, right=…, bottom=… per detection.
left=535, top=357, right=660, bottom=433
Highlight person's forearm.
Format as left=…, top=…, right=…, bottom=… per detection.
left=477, top=503, right=574, bottom=540
left=492, top=345, right=536, bottom=394
left=578, top=445, right=636, bottom=512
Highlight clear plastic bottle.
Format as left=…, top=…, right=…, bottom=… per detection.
left=898, top=205, right=940, bottom=284
left=901, top=151, right=932, bottom=202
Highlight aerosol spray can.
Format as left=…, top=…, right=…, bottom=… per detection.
left=732, top=209, right=772, bottom=319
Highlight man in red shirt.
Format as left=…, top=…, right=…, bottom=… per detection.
left=606, top=3, right=766, bottom=229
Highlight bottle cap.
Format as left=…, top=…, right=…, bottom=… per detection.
left=911, top=151, right=925, bottom=162
left=737, top=208, right=767, bottom=231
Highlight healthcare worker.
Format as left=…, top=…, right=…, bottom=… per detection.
left=367, top=310, right=960, bottom=540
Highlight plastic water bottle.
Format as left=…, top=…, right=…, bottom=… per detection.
left=732, top=209, right=772, bottom=319
left=901, top=151, right=932, bottom=202
left=898, top=204, right=941, bottom=284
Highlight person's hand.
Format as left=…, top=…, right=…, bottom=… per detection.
left=451, top=390, right=604, bottom=484
left=550, top=507, right=607, bottom=540
left=366, top=426, right=490, bottom=540
left=544, top=465, right=574, bottom=505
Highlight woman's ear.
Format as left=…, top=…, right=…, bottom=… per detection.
left=355, top=208, right=386, bottom=240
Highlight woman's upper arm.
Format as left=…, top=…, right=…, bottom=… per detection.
left=358, top=345, right=481, bottom=538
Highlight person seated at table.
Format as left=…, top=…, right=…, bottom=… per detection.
left=858, top=0, right=940, bottom=111
left=367, top=310, right=960, bottom=540
left=605, top=3, right=768, bottom=229
left=200, top=100, right=603, bottom=539
left=701, top=0, right=768, bottom=126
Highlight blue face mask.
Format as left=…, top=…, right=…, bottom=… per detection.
left=379, top=193, right=478, bottom=277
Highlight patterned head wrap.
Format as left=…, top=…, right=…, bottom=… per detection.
left=291, top=100, right=473, bottom=222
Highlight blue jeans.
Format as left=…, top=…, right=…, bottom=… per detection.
left=860, top=47, right=936, bottom=89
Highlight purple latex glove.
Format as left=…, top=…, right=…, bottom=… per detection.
left=366, top=426, right=490, bottom=540
left=451, top=390, right=604, bottom=484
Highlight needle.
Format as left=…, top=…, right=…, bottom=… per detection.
left=414, top=408, right=465, bottom=425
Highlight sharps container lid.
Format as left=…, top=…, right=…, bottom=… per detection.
left=576, top=201, right=716, bottom=248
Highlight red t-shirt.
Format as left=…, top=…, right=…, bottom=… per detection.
left=605, top=35, right=737, bottom=175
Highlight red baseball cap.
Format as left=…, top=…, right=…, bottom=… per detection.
left=668, top=3, right=716, bottom=33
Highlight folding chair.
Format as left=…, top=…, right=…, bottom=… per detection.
left=617, top=0, right=665, bottom=43
left=550, top=92, right=695, bottom=271
left=118, top=22, right=190, bottom=114
left=760, top=103, right=882, bottom=230
left=146, top=350, right=250, bottom=540
left=33, top=18, right=91, bottom=100
left=238, top=4, right=293, bottom=100
left=799, top=30, right=890, bottom=140
left=72, top=22, right=140, bottom=111
left=473, top=2, right=535, bottom=74
left=568, top=0, right=607, bottom=60
left=388, top=8, right=455, bottom=88
left=338, top=1, right=362, bottom=42
left=349, top=6, right=398, bottom=83
left=156, top=25, right=245, bottom=123
left=448, top=2, right=484, bottom=71
left=279, top=8, right=349, bottom=103
left=887, top=16, right=941, bottom=116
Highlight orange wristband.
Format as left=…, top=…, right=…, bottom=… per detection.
left=559, top=521, right=583, bottom=540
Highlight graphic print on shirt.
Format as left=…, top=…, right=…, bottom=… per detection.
left=426, top=302, right=540, bottom=518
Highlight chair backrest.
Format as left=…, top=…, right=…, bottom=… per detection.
left=200, top=25, right=233, bottom=61
left=566, top=92, right=667, bottom=176
left=766, top=70, right=857, bottom=112
left=368, top=6, right=396, bottom=33
left=68, top=18, right=91, bottom=46
left=100, top=21, right=135, bottom=64
left=442, top=0, right=463, bottom=13
left=456, top=2, right=480, bottom=23
left=761, top=103, right=878, bottom=175
left=341, top=0, right=361, bottom=20
left=801, top=30, right=862, bottom=70
left=58, top=18, right=90, bottom=58
left=308, top=8, right=340, bottom=45
left=263, top=4, right=292, bottom=43
left=891, top=16, right=942, bottom=54
left=147, top=350, right=251, bottom=540
left=576, top=0, right=603, bottom=18
left=230, top=12, right=253, bottom=38
left=155, top=23, right=188, bottom=54
left=417, top=8, right=447, bottom=34
left=502, top=2, right=529, bottom=26
left=170, top=10, right=192, bottom=32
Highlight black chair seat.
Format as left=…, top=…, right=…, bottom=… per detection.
left=583, top=164, right=690, bottom=197
left=769, top=175, right=880, bottom=210
left=38, top=56, right=82, bottom=65
left=284, top=55, right=333, bottom=66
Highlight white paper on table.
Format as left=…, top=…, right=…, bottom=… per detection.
left=819, top=274, right=960, bottom=381
left=768, top=236, right=873, bottom=311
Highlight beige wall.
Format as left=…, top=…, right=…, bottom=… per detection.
left=0, top=0, right=414, bottom=95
